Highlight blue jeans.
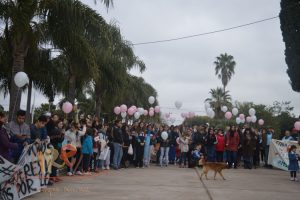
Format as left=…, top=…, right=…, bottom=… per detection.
left=160, top=147, right=170, bottom=166
left=113, top=142, right=123, bottom=169
left=206, top=146, right=216, bottom=162
left=228, top=151, right=237, bottom=168
left=169, top=145, right=176, bottom=163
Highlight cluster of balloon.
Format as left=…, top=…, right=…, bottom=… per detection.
left=205, top=102, right=215, bottom=119
left=113, top=98, right=160, bottom=120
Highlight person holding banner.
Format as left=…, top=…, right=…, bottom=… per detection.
left=0, top=112, right=18, bottom=162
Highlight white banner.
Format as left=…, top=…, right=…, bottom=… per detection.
left=0, top=142, right=52, bottom=200
left=268, top=139, right=300, bottom=171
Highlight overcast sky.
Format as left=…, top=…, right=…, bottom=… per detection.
left=1, top=0, right=299, bottom=124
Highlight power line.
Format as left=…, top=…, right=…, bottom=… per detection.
left=133, top=15, right=279, bottom=46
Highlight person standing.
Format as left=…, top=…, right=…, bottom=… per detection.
left=225, top=125, right=240, bottom=169
left=0, top=112, right=18, bottom=162
left=159, top=126, right=170, bottom=167
left=5, top=110, right=31, bottom=163
left=169, top=126, right=179, bottom=165
left=215, top=129, right=225, bottom=162
left=143, top=124, right=153, bottom=167
left=262, top=127, right=273, bottom=168
left=112, top=120, right=123, bottom=170
left=204, top=128, right=217, bottom=162
left=81, top=128, right=93, bottom=175
left=288, top=145, right=299, bottom=181
left=242, top=128, right=255, bottom=169
left=179, top=131, right=189, bottom=167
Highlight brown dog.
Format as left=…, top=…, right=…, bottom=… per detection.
left=200, top=162, right=228, bottom=180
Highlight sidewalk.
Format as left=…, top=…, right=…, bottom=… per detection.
left=27, top=166, right=299, bottom=200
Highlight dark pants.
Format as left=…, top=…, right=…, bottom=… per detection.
left=74, top=147, right=82, bottom=172
left=169, top=145, right=176, bottom=163
left=180, top=152, right=187, bottom=165
left=228, top=151, right=237, bottom=168
left=243, top=156, right=253, bottom=169
left=290, top=171, right=297, bottom=178
left=264, top=146, right=270, bottom=166
left=122, top=147, right=129, bottom=168
left=206, top=146, right=216, bottom=162
left=135, top=145, right=144, bottom=167
left=216, top=151, right=224, bottom=162
left=82, top=154, right=91, bottom=172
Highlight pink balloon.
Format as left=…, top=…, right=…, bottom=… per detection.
left=188, top=112, right=195, bottom=118
left=225, top=112, right=232, bottom=120
left=128, top=107, right=135, bottom=116
left=149, top=107, right=154, bottom=112
left=246, top=116, right=252, bottom=123
left=144, top=110, right=148, bottom=116
left=120, top=104, right=127, bottom=113
left=239, top=114, right=245, bottom=120
left=154, top=106, right=160, bottom=113
left=131, top=106, right=137, bottom=112
left=62, top=102, right=73, bottom=114
left=165, top=113, right=170, bottom=119
left=258, top=119, right=264, bottom=126
left=294, top=121, right=300, bottom=131
left=149, top=110, right=154, bottom=117
left=114, top=106, right=121, bottom=115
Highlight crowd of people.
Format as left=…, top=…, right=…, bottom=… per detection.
left=0, top=110, right=299, bottom=186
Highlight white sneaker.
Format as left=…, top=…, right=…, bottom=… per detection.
left=290, top=177, right=295, bottom=181
left=294, top=178, right=298, bottom=181
left=105, top=166, right=110, bottom=170
left=102, top=166, right=105, bottom=170
left=75, top=171, right=83, bottom=175
left=67, top=172, right=73, bottom=176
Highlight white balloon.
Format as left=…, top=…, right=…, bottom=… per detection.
left=175, top=101, right=183, bottom=109
left=206, top=108, right=213, bottom=115
left=134, top=112, right=140, bottom=119
left=209, top=111, right=215, bottom=118
left=14, top=72, right=29, bottom=87
left=205, top=102, right=211, bottom=109
left=121, top=112, right=127, bottom=118
left=138, top=107, right=144, bottom=115
left=161, top=131, right=168, bottom=140
left=232, top=108, right=239, bottom=116
left=249, top=108, right=256, bottom=116
left=221, top=106, right=228, bottom=113
left=148, top=96, right=155, bottom=104
left=236, top=117, right=241, bottom=124
left=251, top=115, right=257, bottom=123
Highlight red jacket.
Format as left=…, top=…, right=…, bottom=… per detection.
left=225, top=131, right=240, bottom=152
left=215, top=133, right=225, bottom=152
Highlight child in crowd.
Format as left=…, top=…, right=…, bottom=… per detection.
left=190, top=144, right=204, bottom=168
left=99, top=124, right=110, bottom=170
left=179, top=131, right=190, bottom=168
left=81, top=128, right=93, bottom=175
left=288, top=145, right=299, bottom=181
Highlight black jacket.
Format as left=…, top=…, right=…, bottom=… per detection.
left=113, top=126, right=123, bottom=144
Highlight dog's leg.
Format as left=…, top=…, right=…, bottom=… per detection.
left=219, top=171, right=226, bottom=180
left=214, top=171, right=217, bottom=180
left=205, top=170, right=208, bottom=180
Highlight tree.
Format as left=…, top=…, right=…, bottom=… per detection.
left=205, top=87, right=231, bottom=119
left=214, top=53, right=236, bottom=93
left=0, top=0, right=112, bottom=120
left=279, top=1, right=300, bottom=92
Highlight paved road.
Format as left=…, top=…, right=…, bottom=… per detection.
left=28, top=166, right=299, bottom=200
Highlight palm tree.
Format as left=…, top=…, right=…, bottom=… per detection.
left=93, top=23, right=145, bottom=118
left=214, top=53, right=236, bottom=93
left=205, top=87, right=231, bottom=118
left=0, top=0, right=112, bottom=120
